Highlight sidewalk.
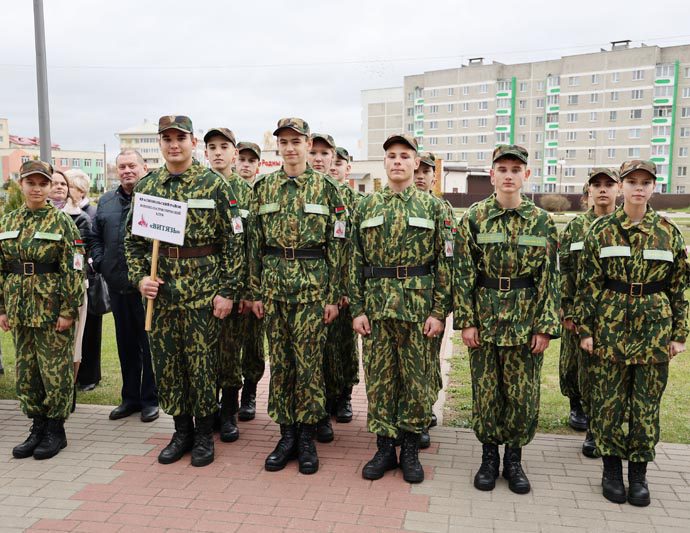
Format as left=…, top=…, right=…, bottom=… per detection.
left=0, top=330, right=688, bottom=532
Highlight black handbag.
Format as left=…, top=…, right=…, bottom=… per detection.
left=87, top=261, right=111, bottom=316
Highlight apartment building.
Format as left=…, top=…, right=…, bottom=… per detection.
left=360, top=87, right=404, bottom=160
left=364, top=42, right=690, bottom=193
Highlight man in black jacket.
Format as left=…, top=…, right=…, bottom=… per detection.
left=91, top=149, right=158, bottom=422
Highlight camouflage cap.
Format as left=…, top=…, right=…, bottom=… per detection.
left=20, top=160, right=54, bottom=181
left=237, top=141, right=261, bottom=160
left=335, top=147, right=351, bottom=162
left=383, top=133, right=418, bottom=152
left=492, top=144, right=529, bottom=164
left=158, top=115, right=193, bottom=134
left=587, top=167, right=620, bottom=183
left=203, top=127, right=236, bottom=146
left=419, top=151, right=437, bottom=168
left=311, top=133, right=336, bottom=150
left=619, top=159, right=657, bottom=180
left=273, top=117, right=310, bottom=136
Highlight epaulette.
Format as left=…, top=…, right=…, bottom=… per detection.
left=659, top=213, right=684, bottom=236
left=322, top=173, right=343, bottom=191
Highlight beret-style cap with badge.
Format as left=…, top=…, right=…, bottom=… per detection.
left=383, top=133, right=418, bottom=152
left=492, top=144, right=529, bottom=164
left=20, top=160, right=54, bottom=181
left=587, top=167, right=619, bottom=183
left=619, top=159, right=657, bottom=180
left=158, top=115, right=194, bottom=134
left=204, top=127, right=236, bottom=146
left=237, top=142, right=261, bottom=159
left=273, top=117, right=310, bottom=136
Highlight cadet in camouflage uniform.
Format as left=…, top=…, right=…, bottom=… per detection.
left=125, top=116, right=244, bottom=467
left=559, top=168, right=619, bottom=457
left=454, top=145, right=559, bottom=494
left=235, top=142, right=265, bottom=421
left=576, top=160, right=688, bottom=507
left=350, top=134, right=451, bottom=484
left=248, top=118, right=347, bottom=475
left=413, top=151, right=455, bottom=449
left=1, top=160, right=84, bottom=460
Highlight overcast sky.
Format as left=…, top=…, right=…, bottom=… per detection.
left=2, top=0, right=690, bottom=161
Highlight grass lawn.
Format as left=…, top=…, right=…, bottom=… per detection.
left=443, top=334, right=690, bottom=444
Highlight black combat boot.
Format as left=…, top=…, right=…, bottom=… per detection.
left=191, top=414, right=215, bottom=467
left=582, top=430, right=598, bottom=459
left=601, top=456, right=626, bottom=503
left=362, top=435, right=398, bottom=480
left=158, top=415, right=194, bottom=464
left=71, top=383, right=77, bottom=414
left=400, top=432, right=424, bottom=483
left=335, top=387, right=353, bottom=423
left=316, top=415, right=334, bottom=443
left=33, top=418, right=67, bottom=460
left=297, top=423, right=319, bottom=475
left=238, top=381, right=257, bottom=421
left=474, top=443, right=500, bottom=491
left=13, top=416, right=46, bottom=459
left=430, top=413, right=438, bottom=428
left=627, top=461, right=650, bottom=507
left=568, top=397, right=588, bottom=431
left=502, top=447, right=531, bottom=494
left=419, top=427, right=431, bottom=449
left=265, top=424, right=298, bottom=471
left=219, top=387, right=240, bottom=443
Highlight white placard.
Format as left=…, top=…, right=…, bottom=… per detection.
left=131, top=193, right=188, bottom=246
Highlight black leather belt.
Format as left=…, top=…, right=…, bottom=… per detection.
left=263, top=246, right=325, bottom=260
left=604, top=278, right=668, bottom=297
left=4, top=261, right=59, bottom=276
left=477, top=274, right=534, bottom=291
left=362, top=264, right=432, bottom=279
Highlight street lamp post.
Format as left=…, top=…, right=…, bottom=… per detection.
left=558, top=159, right=566, bottom=194
left=33, top=0, right=52, bottom=163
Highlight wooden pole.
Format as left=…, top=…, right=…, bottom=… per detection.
left=144, top=239, right=160, bottom=331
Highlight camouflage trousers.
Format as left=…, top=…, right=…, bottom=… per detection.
left=242, top=312, right=265, bottom=384
left=431, top=334, right=444, bottom=397
left=150, top=306, right=219, bottom=417
left=265, top=299, right=327, bottom=425
left=559, top=328, right=593, bottom=414
left=219, top=307, right=244, bottom=390
left=589, top=358, right=668, bottom=462
left=14, top=325, right=74, bottom=420
left=362, top=319, right=433, bottom=437
left=323, top=305, right=359, bottom=401
left=470, top=343, right=543, bottom=448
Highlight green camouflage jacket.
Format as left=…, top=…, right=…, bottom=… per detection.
left=349, top=184, right=452, bottom=323
left=559, top=209, right=598, bottom=320
left=0, top=205, right=85, bottom=327
left=248, top=166, right=347, bottom=304
left=575, top=205, right=688, bottom=364
left=125, top=161, right=245, bottom=309
left=453, top=193, right=560, bottom=346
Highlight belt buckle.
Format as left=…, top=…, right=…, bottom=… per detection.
left=283, top=247, right=296, bottom=260
left=630, top=282, right=643, bottom=297
left=23, top=262, right=34, bottom=276
left=168, top=247, right=180, bottom=259
left=499, top=276, right=511, bottom=291
left=396, top=265, right=408, bottom=279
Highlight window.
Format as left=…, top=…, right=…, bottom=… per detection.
left=84, top=159, right=92, bottom=167
left=477, top=152, right=486, bottom=161
left=462, top=103, right=470, bottom=112
left=590, top=112, right=598, bottom=122
left=461, top=135, right=469, bottom=144
left=497, top=80, right=511, bottom=91
left=654, top=106, right=672, bottom=117
left=590, top=93, right=599, bottom=104
left=655, top=86, right=673, bottom=98
left=448, top=88, right=455, bottom=96
left=429, top=121, right=438, bottom=130
left=677, top=185, right=686, bottom=193
left=565, top=168, right=576, bottom=177
left=546, top=130, right=558, bottom=141
left=463, top=86, right=469, bottom=96
left=686, top=67, right=690, bottom=78
left=518, top=117, right=527, bottom=126
left=478, top=101, right=488, bottom=110
left=608, top=148, right=616, bottom=158
left=629, top=128, right=641, bottom=139
left=682, top=107, right=690, bottom=118
left=589, top=130, right=597, bottom=140
left=683, top=88, right=690, bottom=98
left=60, top=158, right=68, bottom=166
left=496, top=116, right=509, bottom=125
left=415, top=104, right=423, bottom=114
left=566, top=131, right=577, bottom=142
left=429, top=105, right=439, bottom=113
left=591, top=73, right=600, bottom=84
left=535, top=116, right=544, bottom=126
left=587, top=149, right=595, bottom=160
left=653, top=125, right=671, bottom=136
left=429, top=89, right=439, bottom=97
left=478, top=118, right=488, bottom=127
left=632, top=69, right=645, bottom=81
left=631, top=89, right=644, bottom=100
left=678, top=166, right=688, bottom=177
left=407, top=92, right=414, bottom=102
left=479, top=83, right=488, bottom=94
left=610, top=91, right=619, bottom=102
left=447, top=137, right=454, bottom=144
left=535, top=133, right=543, bottom=143
left=680, top=147, right=689, bottom=157
left=534, top=150, right=542, bottom=160
left=460, top=152, right=468, bottom=160
left=519, top=81, right=528, bottom=92
left=608, top=129, right=616, bottom=140
left=72, top=158, right=80, bottom=166
left=536, top=98, right=545, bottom=108
left=21, top=156, right=30, bottom=163
left=681, top=127, right=690, bottom=138
left=546, top=95, right=559, bottom=106
left=567, top=95, right=579, bottom=105
left=611, top=72, right=620, bottom=83
left=447, top=120, right=454, bottom=128
left=536, top=81, right=544, bottom=91
left=447, top=104, right=454, bottom=112
left=629, top=109, right=643, bottom=120
left=519, top=99, right=527, bottom=109
left=544, top=183, right=556, bottom=193
left=407, top=124, right=414, bottom=132
left=518, top=133, right=527, bottom=143
left=446, top=153, right=453, bottom=161
left=567, top=112, right=578, bottom=123
left=652, top=145, right=669, bottom=156
left=568, top=76, right=580, bottom=86
left=461, top=119, right=469, bottom=128
left=407, top=108, right=414, bottom=117
left=429, top=137, right=438, bottom=145
left=628, top=147, right=641, bottom=157
left=478, top=135, right=487, bottom=144
left=565, top=149, right=576, bottom=159
left=496, top=98, right=511, bottom=108
left=656, top=65, right=674, bottom=77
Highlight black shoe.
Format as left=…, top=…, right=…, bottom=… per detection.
left=419, top=428, right=431, bottom=449
left=191, top=415, right=215, bottom=467
left=601, top=456, right=627, bottom=504
left=141, top=406, right=159, bottom=423
left=582, top=430, right=598, bottom=459
left=265, top=424, right=298, bottom=471
left=316, top=416, right=334, bottom=443
left=335, top=387, right=353, bottom=423
left=219, top=387, right=240, bottom=442
left=33, top=418, right=67, bottom=460
left=109, top=404, right=140, bottom=420
left=400, top=432, right=424, bottom=483
left=429, top=413, right=438, bottom=428
left=158, top=415, right=194, bottom=464
left=238, top=381, right=257, bottom=421
left=628, top=461, right=650, bottom=507
left=502, top=447, right=531, bottom=494
left=362, top=435, right=398, bottom=480
left=79, top=382, right=97, bottom=392
left=71, top=383, right=77, bottom=414
left=12, top=416, right=46, bottom=459
left=568, top=397, right=588, bottom=431
left=474, top=444, right=500, bottom=491
left=297, top=423, right=319, bottom=475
